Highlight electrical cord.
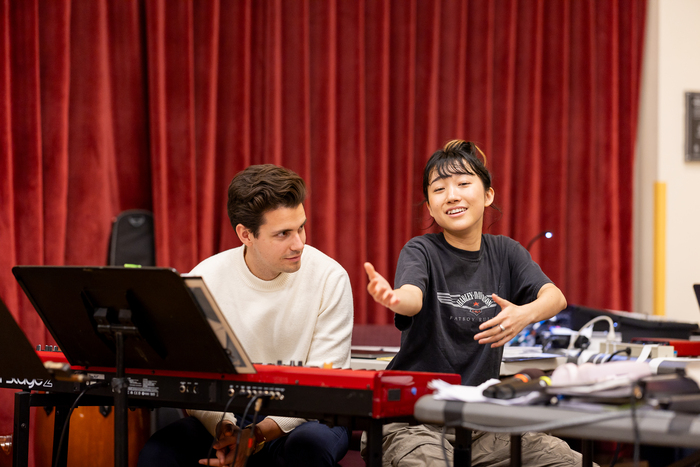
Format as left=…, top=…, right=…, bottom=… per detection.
left=608, top=442, right=623, bottom=467
left=441, top=425, right=450, bottom=467
left=541, top=335, right=556, bottom=353
left=53, top=382, right=110, bottom=467
left=205, top=390, right=242, bottom=466
left=605, top=347, right=632, bottom=363
left=567, top=315, right=616, bottom=351
left=575, top=340, right=591, bottom=363
left=243, top=397, right=264, bottom=467
left=230, top=394, right=265, bottom=466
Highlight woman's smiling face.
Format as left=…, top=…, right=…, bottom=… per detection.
left=426, top=169, right=494, bottom=238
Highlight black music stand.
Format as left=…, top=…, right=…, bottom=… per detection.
left=1, top=296, right=67, bottom=467
left=11, top=266, right=255, bottom=467
left=0, top=297, right=51, bottom=381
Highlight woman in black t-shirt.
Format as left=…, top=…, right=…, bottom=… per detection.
left=362, top=140, right=587, bottom=467
left=365, top=139, right=566, bottom=369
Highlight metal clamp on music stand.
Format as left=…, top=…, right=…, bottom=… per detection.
left=9, top=265, right=255, bottom=467
left=94, top=307, right=143, bottom=467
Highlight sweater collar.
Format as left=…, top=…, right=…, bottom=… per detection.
left=235, top=246, right=295, bottom=291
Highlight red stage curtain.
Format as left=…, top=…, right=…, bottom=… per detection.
left=0, top=0, right=646, bottom=451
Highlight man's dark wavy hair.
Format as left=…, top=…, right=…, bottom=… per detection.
left=227, top=164, right=306, bottom=237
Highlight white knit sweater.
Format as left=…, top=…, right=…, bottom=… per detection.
left=186, top=244, right=353, bottom=435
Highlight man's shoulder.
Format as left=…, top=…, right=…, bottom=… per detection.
left=190, top=246, right=243, bottom=275
left=302, top=245, right=347, bottom=275
left=299, top=246, right=353, bottom=310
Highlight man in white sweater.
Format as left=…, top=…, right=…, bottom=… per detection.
left=138, top=165, right=354, bottom=467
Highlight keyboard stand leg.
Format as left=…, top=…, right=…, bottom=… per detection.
left=366, top=420, right=383, bottom=467
left=12, top=392, right=30, bottom=467
left=52, top=405, right=71, bottom=467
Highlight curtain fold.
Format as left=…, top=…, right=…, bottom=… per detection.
left=146, top=0, right=199, bottom=270
left=0, top=1, right=646, bottom=456
left=1, top=0, right=19, bottom=322
left=38, top=0, right=71, bottom=268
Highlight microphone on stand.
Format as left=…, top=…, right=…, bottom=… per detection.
left=526, top=231, right=553, bottom=251
left=483, top=368, right=550, bottom=399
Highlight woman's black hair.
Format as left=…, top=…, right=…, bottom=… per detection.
left=422, top=140, right=492, bottom=203
left=421, top=140, right=501, bottom=230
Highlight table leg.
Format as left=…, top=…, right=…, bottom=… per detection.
left=366, top=420, right=383, bottom=467
left=581, top=439, right=594, bottom=467
left=510, top=434, right=522, bottom=467
left=453, top=428, right=472, bottom=467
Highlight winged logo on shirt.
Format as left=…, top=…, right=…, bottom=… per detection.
left=436, top=292, right=497, bottom=315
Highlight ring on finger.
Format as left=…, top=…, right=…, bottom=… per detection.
left=499, top=324, right=507, bottom=332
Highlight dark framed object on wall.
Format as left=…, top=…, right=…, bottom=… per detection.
left=686, top=92, right=700, bottom=161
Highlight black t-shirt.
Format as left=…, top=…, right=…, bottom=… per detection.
left=386, top=233, right=552, bottom=385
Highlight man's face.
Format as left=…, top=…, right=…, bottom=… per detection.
left=237, top=204, right=307, bottom=281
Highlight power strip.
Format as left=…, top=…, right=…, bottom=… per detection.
left=598, top=341, right=675, bottom=359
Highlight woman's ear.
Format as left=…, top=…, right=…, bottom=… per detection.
left=485, top=187, right=495, bottom=207
left=425, top=200, right=435, bottom=219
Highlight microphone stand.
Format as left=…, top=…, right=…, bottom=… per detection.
left=526, top=230, right=553, bottom=251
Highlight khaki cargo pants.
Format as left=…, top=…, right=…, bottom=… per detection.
left=361, top=422, right=593, bottom=467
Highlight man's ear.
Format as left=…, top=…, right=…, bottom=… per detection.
left=485, top=187, right=495, bottom=207
left=236, top=224, right=254, bottom=246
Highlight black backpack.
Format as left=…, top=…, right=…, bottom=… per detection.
left=108, top=210, right=155, bottom=267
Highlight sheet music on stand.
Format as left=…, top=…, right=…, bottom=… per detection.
left=181, top=274, right=254, bottom=372
left=11, top=266, right=255, bottom=375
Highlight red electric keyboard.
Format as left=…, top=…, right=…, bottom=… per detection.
left=1, top=349, right=461, bottom=420
left=1, top=349, right=460, bottom=467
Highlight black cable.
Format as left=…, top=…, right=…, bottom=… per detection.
left=574, top=340, right=591, bottom=363
left=630, top=383, right=641, bottom=467
left=243, top=397, right=265, bottom=467
left=230, top=395, right=264, bottom=466
left=541, top=335, right=556, bottom=353
left=440, top=425, right=451, bottom=467
left=605, top=347, right=632, bottom=363
left=205, top=391, right=241, bottom=466
left=52, top=382, right=110, bottom=467
left=608, top=442, right=623, bottom=467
